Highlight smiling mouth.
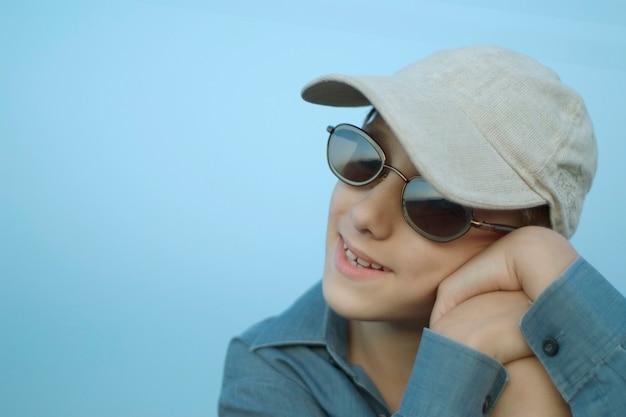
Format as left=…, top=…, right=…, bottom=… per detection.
left=343, top=243, right=389, bottom=271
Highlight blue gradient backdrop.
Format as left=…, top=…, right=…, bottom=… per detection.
left=1, top=1, right=625, bottom=416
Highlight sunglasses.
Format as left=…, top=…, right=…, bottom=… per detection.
left=326, top=123, right=517, bottom=242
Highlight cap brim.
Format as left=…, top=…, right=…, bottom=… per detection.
left=302, top=74, right=546, bottom=210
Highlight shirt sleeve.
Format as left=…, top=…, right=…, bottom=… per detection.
left=398, top=328, right=508, bottom=417
left=521, top=257, right=626, bottom=417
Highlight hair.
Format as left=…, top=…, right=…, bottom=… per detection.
left=520, top=205, right=552, bottom=228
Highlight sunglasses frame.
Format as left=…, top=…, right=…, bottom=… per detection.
left=326, top=123, right=517, bottom=242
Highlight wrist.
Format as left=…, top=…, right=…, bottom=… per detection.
left=509, top=227, right=578, bottom=301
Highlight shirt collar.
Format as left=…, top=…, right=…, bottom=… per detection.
left=247, top=281, right=386, bottom=405
left=248, top=281, right=348, bottom=360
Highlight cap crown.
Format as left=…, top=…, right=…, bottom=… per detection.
left=302, top=46, right=597, bottom=238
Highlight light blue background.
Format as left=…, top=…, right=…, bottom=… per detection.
left=1, top=1, right=625, bottom=416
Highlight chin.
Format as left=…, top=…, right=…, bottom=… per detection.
left=322, top=273, right=436, bottom=327
left=322, top=274, right=377, bottom=320
left=322, top=275, right=415, bottom=322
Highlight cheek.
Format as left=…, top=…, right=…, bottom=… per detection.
left=328, top=182, right=351, bottom=212
left=325, top=184, right=347, bottom=254
left=398, top=236, right=493, bottom=289
left=396, top=251, right=455, bottom=301
left=325, top=183, right=354, bottom=234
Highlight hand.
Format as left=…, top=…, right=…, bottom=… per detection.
left=430, top=226, right=578, bottom=325
left=429, top=290, right=533, bottom=364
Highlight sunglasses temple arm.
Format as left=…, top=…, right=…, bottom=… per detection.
left=470, top=220, right=518, bottom=234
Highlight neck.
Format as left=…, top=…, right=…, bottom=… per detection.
left=348, top=320, right=423, bottom=412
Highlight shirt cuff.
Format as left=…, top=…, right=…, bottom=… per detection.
left=521, top=257, right=626, bottom=402
left=399, top=328, right=507, bottom=417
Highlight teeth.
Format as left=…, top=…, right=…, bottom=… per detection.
left=357, top=258, right=371, bottom=268
left=344, top=245, right=385, bottom=271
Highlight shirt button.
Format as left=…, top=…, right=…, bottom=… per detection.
left=542, top=337, right=559, bottom=356
left=482, top=394, right=492, bottom=413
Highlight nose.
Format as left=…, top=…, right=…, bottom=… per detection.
left=350, top=174, right=404, bottom=240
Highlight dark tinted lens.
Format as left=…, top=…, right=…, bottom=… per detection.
left=328, top=126, right=384, bottom=185
left=402, top=180, right=470, bottom=241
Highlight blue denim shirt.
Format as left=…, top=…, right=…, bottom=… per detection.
left=219, top=258, right=626, bottom=416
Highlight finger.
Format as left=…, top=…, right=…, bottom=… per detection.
left=431, top=227, right=578, bottom=325
left=430, top=237, right=520, bottom=325
left=430, top=291, right=533, bottom=363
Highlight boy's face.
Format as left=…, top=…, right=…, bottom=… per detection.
left=322, top=116, right=522, bottom=327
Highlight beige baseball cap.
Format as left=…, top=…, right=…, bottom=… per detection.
left=301, top=45, right=597, bottom=238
